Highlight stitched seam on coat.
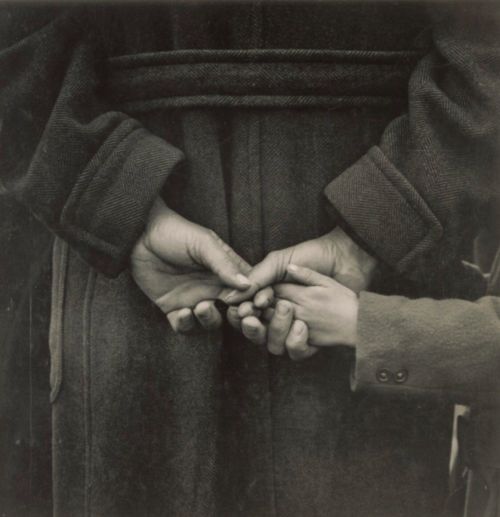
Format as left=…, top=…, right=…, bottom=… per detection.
left=108, top=60, right=405, bottom=74
left=82, top=268, right=96, bottom=517
left=108, top=49, right=424, bottom=69
left=59, top=224, right=123, bottom=255
left=49, top=237, right=68, bottom=403
left=113, top=96, right=404, bottom=111
left=245, top=5, right=279, bottom=497
left=256, top=116, right=279, bottom=517
left=245, top=107, right=278, bottom=514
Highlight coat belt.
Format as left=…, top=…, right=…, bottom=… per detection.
left=105, top=48, right=421, bottom=111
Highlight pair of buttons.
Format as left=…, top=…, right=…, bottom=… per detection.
left=376, top=368, right=408, bottom=384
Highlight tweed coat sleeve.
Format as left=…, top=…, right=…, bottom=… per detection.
left=352, top=290, right=500, bottom=403
left=324, top=3, right=500, bottom=274
left=0, top=7, right=184, bottom=277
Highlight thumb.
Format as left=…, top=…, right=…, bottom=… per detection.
left=286, top=264, right=336, bottom=287
left=201, top=232, right=252, bottom=290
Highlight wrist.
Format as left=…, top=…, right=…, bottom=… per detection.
left=327, top=226, right=378, bottom=292
left=143, top=197, right=177, bottom=251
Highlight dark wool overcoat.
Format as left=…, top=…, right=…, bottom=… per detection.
left=1, top=2, right=500, bottom=517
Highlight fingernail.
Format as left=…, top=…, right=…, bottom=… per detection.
left=276, top=301, right=289, bottom=315
left=288, top=264, right=299, bottom=273
left=244, top=323, right=258, bottom=334
left=236, top=274, right=251, bottom=288
left=255, top=295, right=269, bottom=308
left=224, top=290, right=239, bottom=303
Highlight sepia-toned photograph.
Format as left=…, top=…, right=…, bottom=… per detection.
left=0, top=1, right=499, bottom=516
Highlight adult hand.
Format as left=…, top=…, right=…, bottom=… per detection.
left=131, top=197, right=252, bottom=332
left=224, top=226, right=377, bottom=308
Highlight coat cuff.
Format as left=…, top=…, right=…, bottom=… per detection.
left=59, top=128, right=184, bottom=277
left=351, top=291, right=456, bottom=399
left=324, top=146, right=443, bottom=273
left=351, top=292, right=411, bottom=396
left=351, top=291, right=500, bottom=403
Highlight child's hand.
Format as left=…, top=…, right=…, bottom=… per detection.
left=274, top=264, right=359, bottom=348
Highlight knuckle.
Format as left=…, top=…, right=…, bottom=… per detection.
left=269, top=323, right=287, bottom=341
left=268, top=318, right=284, bottom=335
left=276, top=300, right=292, bottom=315
left=203, top=229, right=219, bottom=246
left=219, top=240, right=233, bottom=256
left=207, top=229, right=218, bottom=240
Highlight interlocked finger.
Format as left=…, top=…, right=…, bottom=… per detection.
left=241, top=315, right=267, bottom=345
left=263, top=307, right=275, bottom=322
left=167, top=308, right=196, bottom=333
left=254, top=287, right=275, bottom=309
left=237, top=301, right=261, bottom=319
left=267, top=300, right=293, bottom=356
left=194, top=301, right=223, bottom=330
left=226, top=306, right=242, bottom=331
left=285, top=320, right=318, bottom=361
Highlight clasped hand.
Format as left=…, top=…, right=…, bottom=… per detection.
left=131, top=198, right=376, bottom=361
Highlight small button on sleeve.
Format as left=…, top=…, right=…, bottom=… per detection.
left=376, top=369, right=393, bottom=383
left=394, top=370, right=409, bottom=384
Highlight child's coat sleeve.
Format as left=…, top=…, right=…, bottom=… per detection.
left=352, top=291, right=500, bottom=403
left=0, top=7, right=184, bottom=276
